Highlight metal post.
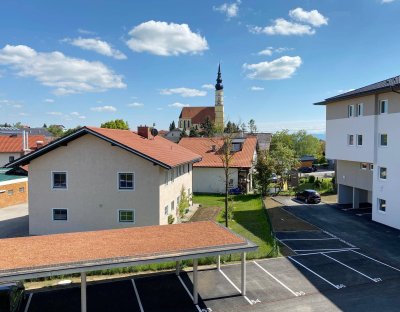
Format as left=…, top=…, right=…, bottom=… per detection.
left=241, top=252, right=246, bottom=296
left=176, top=260, right=180, bottom=276
left=193, top=259, right=198, bottom=305
left=217, top=255, right=221, bottom=270
left=81, top=272, right=87, bottom=312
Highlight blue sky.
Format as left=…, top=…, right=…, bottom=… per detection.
left=1, top=0, right=400, bottom=134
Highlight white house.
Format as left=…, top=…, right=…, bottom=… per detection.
left=179, top=136, right=257, bottom=194
left=316, top=75, right=400, bottom=230
left=6, top=126, right=201, bottom=235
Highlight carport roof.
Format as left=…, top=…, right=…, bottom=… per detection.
left=0, top=221, right=257, bottom=282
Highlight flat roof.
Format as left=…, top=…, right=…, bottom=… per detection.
left=0, top=221, right=257, bottom=282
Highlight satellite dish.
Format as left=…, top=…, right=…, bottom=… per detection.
left=151, top=128, right=159, bottom=137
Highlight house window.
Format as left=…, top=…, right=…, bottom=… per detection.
left=348, top=134, right=354, bottom=146
left=177, top=196, right=180, bottom=205
left=379, top=100, right=388, bottom=114
left=171, top=169, right=174, bottom=182
left=380, top=134, right=388, bottom=147
left=360, top=163, right=368, bottom=170
left=19, top=187, right=25, bottom=193
left=188, top=164, right=190, bottom=172
left=171, top=200, right=175, bottom=211
left=228, top=179, right=234, bottom=187
left=357, top=135, right=363, bottom=146
left=348, top=105, right=355, bottom=117
left=183, top=165, right=186, bottom=174
left=369, top=164, right=374, bottom=171
left=165, top=170, right=169, bottom=185
left=8, top=156, right=15, bottom=163
left=379, top=167, right=387, bottom=180
left=53, top=208, right=68, bottom=221
left=164, top=205, right=169, bottom=216
left=119, top=210, right=135, bottom=223
left=119, top=173, right=134, bottom=190
left=7, top=189, right=13, bottom=195
left=52, top=172, right=67, bottom=189
left=357, top=103, right=364, bottom=116
left=378, top=198, right=386, bottom=213
left=232, top=143, right=242, bottom=152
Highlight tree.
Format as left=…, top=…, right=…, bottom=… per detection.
left=100, top=119, right=129, bottom=130
left=224, top=121, right=239, bottom=133
left=169, top=121, right=176, bottom=131
left=180, top=129, right=188, bottom=138
left=47, top=125, right=64, bottom=137
left=201, top=116, right=215, bottom=137
left=13, top=122, right=23, bottom=129
left=62, top=126, right=81, bottom=137
left=189, top=128, right=199, bottom=137
left=291, top=130, right=320, bottom=158
left=254, top=150, right=275, bottom=196
left=178, top=186, right=190, bottom=219
left=270, top=130, right=294, bottom=151
left=248, top=119, right=257, bottom=134
left=43, top=123, right=47, bottom=128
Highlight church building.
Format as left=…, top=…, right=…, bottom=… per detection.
left=178, top=65, right=224, bottom=130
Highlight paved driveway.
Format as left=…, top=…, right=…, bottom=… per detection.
left=0, top=203, right=29, bottom=238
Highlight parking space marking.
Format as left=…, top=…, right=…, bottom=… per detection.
left=131, top=279, right=144, bottom=312
left=293, top=248, right=358, bottom=252
left=288, top=256, right=341, bottom=289
left=293, top=249, right=354, bottom=257
left=323, top=231, right=356, bottom=248
left=218, top=269, right=253, bottom=305
left=253, top=261, right=304, bottom=297
left=351, top=250, right=400, bottom=273
left=321, top=253, right=381, bottom=283
left=280, top=238, right=337, bottom=241
left=24, top=293, right=33, bottom=312
left=177, top=275, right=202, bottom=312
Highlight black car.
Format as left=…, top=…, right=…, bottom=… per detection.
left=295, top=189, right=321, bottom=204
left=298, top=166, right=313, bottom=173
left=0, top=282, right=25, bottom=312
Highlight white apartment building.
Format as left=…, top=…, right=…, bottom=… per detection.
left=317, top=76, right=400, bottom=229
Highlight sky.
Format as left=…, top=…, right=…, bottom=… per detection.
left=1, top=0, right=400, bottom=135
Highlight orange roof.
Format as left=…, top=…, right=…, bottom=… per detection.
left=0, top=221, right=253, bottom=275
left=179, top=137, right=257, bottom=168
left=179, top=107, right=215, bottom=124
left=0, top=135, right=47, bottom=153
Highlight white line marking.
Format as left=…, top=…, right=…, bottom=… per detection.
left=24, top=293, right=33, bottom=312
left=219, top=269, right=253, bottom=305
left=356, top=213, right=372, bottom=216
left=293, top=248, right=358, bottom=252
left=131, top=279, right=144, bottom=312
left=276, top=238, right=296, bottom=253
left=351, top=250, right=400, bottom=273
left=253, top=261, right=303, bottom=297
left=323, top=231, right=337, bottom=238
left=288, top=256, right=340, bottom=289
left=177, top=275, right=203, bottom=312
left=280, top=238, right=337, bottom=241
left=322, top=253, right=381, bottom=282
left=292, top=249, right=357, bottom=257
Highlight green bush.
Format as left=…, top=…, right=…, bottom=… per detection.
left=168, top=215, right=175, bottom=224
left=308, top=175, right=316, bottom=183
left=314, top=178, right=321, bottom=189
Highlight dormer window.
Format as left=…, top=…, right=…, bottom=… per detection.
left=232, top=142, right=242, bottom=152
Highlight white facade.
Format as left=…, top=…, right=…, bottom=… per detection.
left=28, top=134, right=193, bottom=235
left=326, top=91, right=400, bottom=229
left=192, top=167, right=239, bottom=193
left=0, top=152, right=20, bottom=167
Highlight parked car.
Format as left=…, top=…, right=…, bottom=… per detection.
left=0, top=282, right=25, bottom=312
left=295, top=189, right=321, bottom=204
left=269, top=173, right=278, bottom=183
left=298, top=167, right=313, bottom=173
left=228, top=187, right=242, bottom=195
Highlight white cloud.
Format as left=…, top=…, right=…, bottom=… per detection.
left=44, top=98, right=54, bottom=103
left=258, top=48, right=273, bottom=56
left=64, top=37, right=127, bottom=60
left=250, top=86, right=264, bottom=91
left=289, top=8, right=328, bottom=27
left=90, top=105, right=117, bottom=112
left=258, top=47, right=293, bottom=56
left=381, top=0, right=395, bottom=3
left=78, top=28, right=96, bottom=35
left=160, top=87, right=207, bottom=97
left=128, top=102, right=144, bottom=107
left=46, top=111, right=63, bottom=115
left=202, top=84, right=214, bottom=89
left=337, top=88, right=355, bottom=94
left=78, top=115, right=86, bottom=119
left=126, top=21, right=208, bottom=56
left=213, top=1, right=240, bottom=19
left=70, top=112, right=80, bottom=116
left=13, top=104, right=22, bottom=108
left=0, top=45, right=126, bottom=95
left=156, top=107, right=163, bottom=111
left=19, top=112, right=28, bottom=116
left=168, top=102, right=190, bottom=108
left=243, top=56, right=302, bottom=80
left=252, top=19, right=315, bottom=36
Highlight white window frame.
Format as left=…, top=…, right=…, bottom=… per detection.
left=118, top=209, right=135, bottom=223
left=379, top=133, right=388, bottom=147
left=171, top=200, right=175, bottom=211
left=348, top=134, right=354, bottom=146
left=357, top=103, right=364, bottom=117
left=379, top=167, right=387, bottom=180
left=356, top=134, right=363, bottom=146
left=19, top=187, right=25, bottom=193
left=7, top=189, right=13, bottom=196
left=348, top=105, right=355, bottom=118
left=369, top=164, right=374, bottom=171
left=51, top=171, right=68, bottom=190
left=377, top=198, right=386, bottom=213
left=379, top=100, right=388, bottom=114
left=118, top=172, right=135, bottom=191
left=52, top=208, right=68, bottom=221
left=360, top=163, right=368, bottom=170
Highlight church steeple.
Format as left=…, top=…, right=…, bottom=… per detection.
left=215, top=63, right=223, bottom=91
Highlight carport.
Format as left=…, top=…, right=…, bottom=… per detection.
left=0, top=221, right=256, bottom=312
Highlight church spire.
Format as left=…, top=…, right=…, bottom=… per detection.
left=215, top=63, right=223, bottom=91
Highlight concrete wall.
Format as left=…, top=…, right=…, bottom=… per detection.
left=336, top=160, right=373, bottom=191
left=192, top=167, right=238, bottom=193
left=0, top=153, right=20, bottom=167
left=28, top=133, right=192, bottom=235
left=0, top=178, right=28, bottom=208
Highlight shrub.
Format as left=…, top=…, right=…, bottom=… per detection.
left=168, top=215, right=175, bottom=224
left=308, top=175, right=316, bottom=183
left=314, top=178, right=321, bottom=189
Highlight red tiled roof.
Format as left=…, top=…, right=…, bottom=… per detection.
left=179, top=137, right=257, bottom=168
left=0, top=135, right=47, bottom=153
left=179, top=107, right=215, bottom=124
left=0, top=221, right=246, bottom=273
left=86, top=127, right=201, bottom=168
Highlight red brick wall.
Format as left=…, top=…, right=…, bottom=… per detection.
left=0, top=181, right=28, bottom=208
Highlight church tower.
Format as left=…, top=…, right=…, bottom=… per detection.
left=214, top=63, right=224, bottom=130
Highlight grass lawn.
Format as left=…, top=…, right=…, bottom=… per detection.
left=276, top=177, right=336, bottom=196
left=193, top=193, right=277, bottom=260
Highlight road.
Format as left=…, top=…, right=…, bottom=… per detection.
left=0, top=203, right=29, bottom=238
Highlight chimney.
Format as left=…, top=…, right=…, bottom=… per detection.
left=137, top=125, right=153, bottom=139
left=211, top=144, right=216, bottom=152
left=36, top=140, right=44, bottom=149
